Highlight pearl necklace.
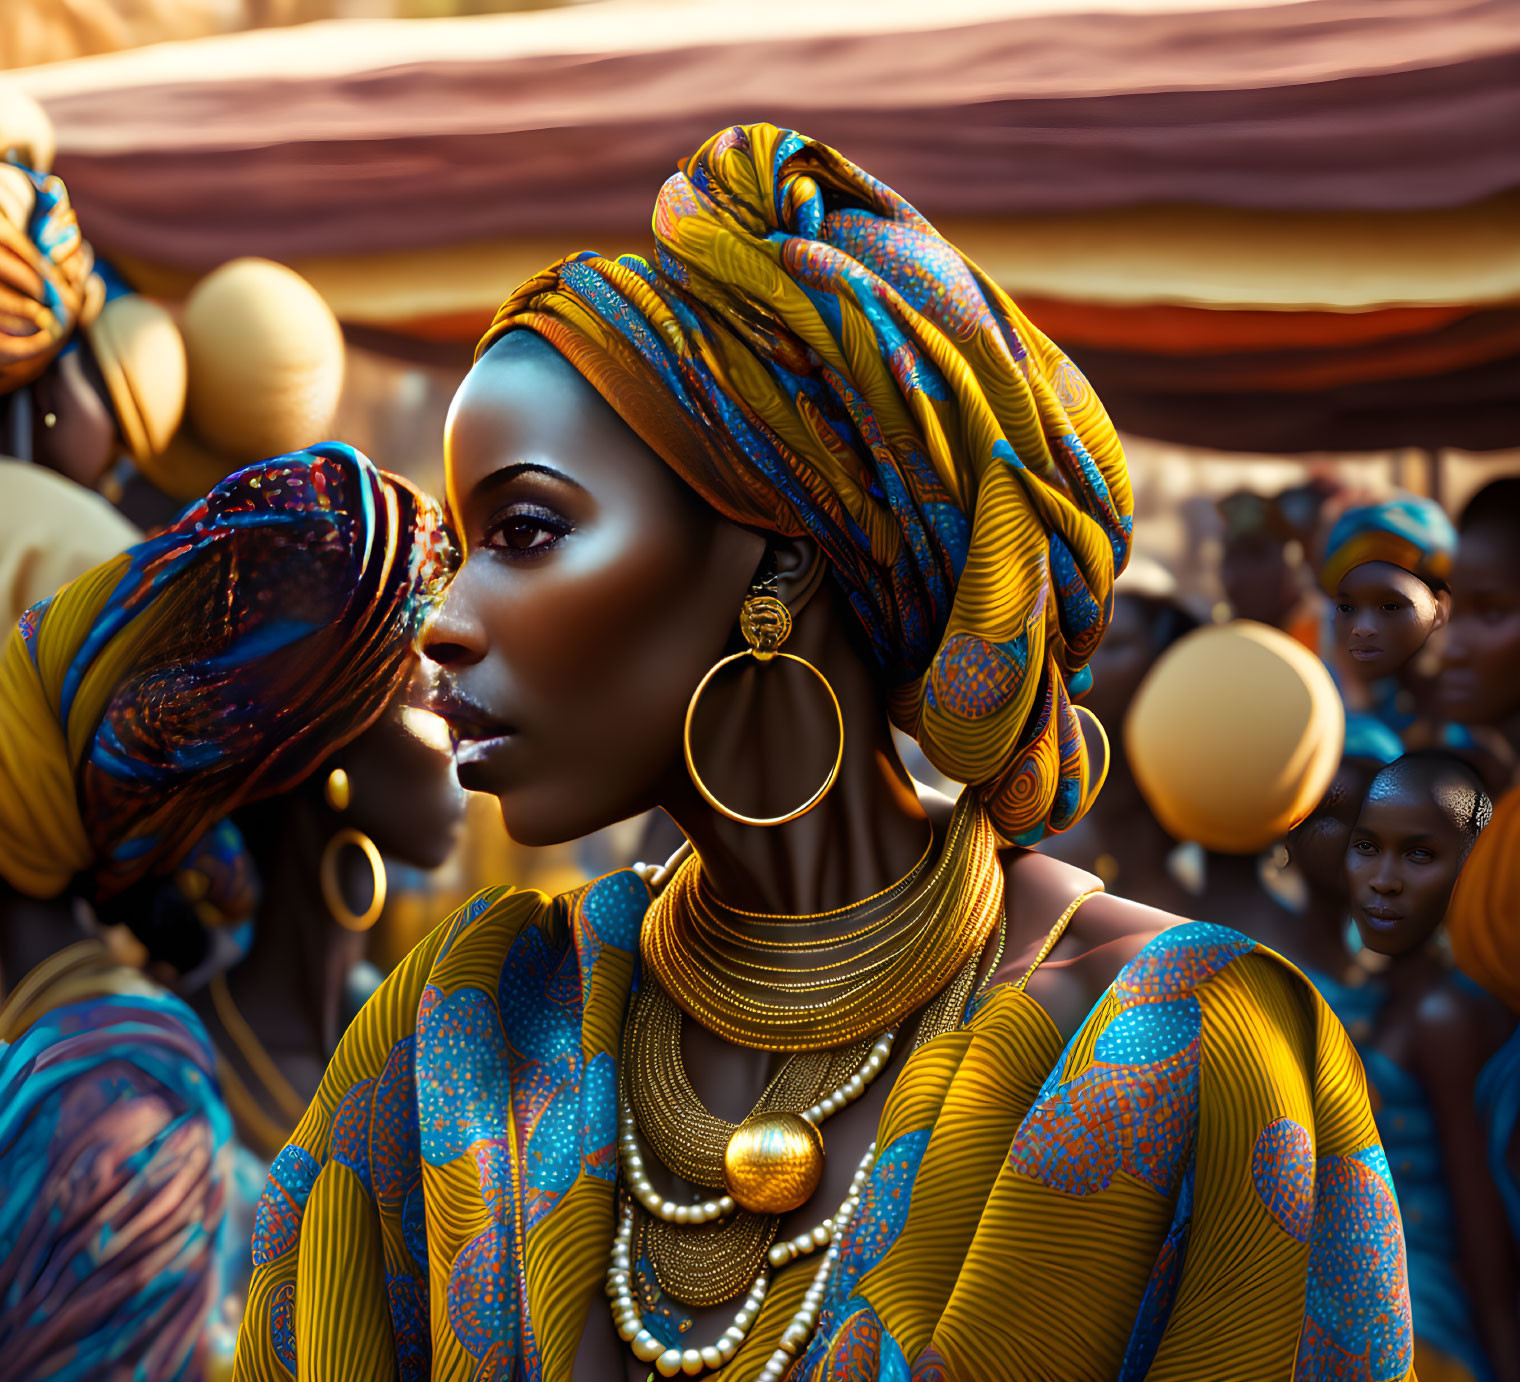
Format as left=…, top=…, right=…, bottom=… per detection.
left=607, top=1141, right=877, bottom=1379
left=618, top=1028, right=895, bottom=1225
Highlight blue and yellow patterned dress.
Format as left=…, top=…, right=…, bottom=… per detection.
left=233, top=870, right=1413, bottom=1381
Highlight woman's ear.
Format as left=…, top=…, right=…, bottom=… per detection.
left=760, top=535, right=826, bottom=614
left=1431, top=587, right=1452, bottom=632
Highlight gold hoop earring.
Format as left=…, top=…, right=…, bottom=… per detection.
left=683, top=589, right=844, bottom=826
left=320, top=827, right=387, bottom=932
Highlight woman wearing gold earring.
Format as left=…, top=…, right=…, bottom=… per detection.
left=237, top=126, right=1408, bottom=1382
left=194, top=700, right=463, bottom=1166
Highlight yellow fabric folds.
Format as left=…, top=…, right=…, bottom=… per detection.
left=0, top=552, right=131, bottom=897
left=235, top=878, right=1412, bottom=1382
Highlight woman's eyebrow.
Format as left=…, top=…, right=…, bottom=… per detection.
left=467, top=461, right=587, bottom=507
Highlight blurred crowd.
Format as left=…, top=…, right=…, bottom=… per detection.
left=0, top=75, right=1517, bottom=1382
left=1043, top=475, right=1520, bottom=1382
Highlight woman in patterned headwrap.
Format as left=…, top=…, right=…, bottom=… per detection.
left=1321, top=493, right=1457, bottom=742
left=0, top=444, right=452, bottom=1382
left=236, top=125, right=1409, bottom=1382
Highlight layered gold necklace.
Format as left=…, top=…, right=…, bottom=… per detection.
left=640, top=789, right=1004, bottom=1050
left=615, top=792, right=1008, bottom=1376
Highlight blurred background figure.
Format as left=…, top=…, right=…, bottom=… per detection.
left=1322, top=494, right=1456, bottom=740
left=1282, top=710, right=1406, bottom=1033
left=1042, top=555, right=1199, bottom=911
left=1446, top=784, right=1520, bottom=1318
left=1124, top=618, right=1344, bottom=969
left=1441, top=479, right=1520, bottom=792
left=1346, top=753, right=1518, bottom=1382
left=1216, top=489, right=1321, bottom=650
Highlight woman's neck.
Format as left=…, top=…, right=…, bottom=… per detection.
left=1382, top=931, right=1449, bottom=1001
left=226, top=799, right=363, bottom=1065
left=660, top=590, right=937, bottom=916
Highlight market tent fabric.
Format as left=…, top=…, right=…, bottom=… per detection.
left=15, top=0, right=1520, bottom=451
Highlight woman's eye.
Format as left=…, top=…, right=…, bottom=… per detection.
left=1381, top=603, right=1406, bottom=613
left=1335, top=603, right=1353, bottom=615
left=484, top=507, right=570, bottom=556
left=1351, top=840, right=1377, bottom=855
left=1406, top=848, right=1433, bottom=863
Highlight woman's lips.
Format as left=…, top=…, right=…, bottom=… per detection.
left=427, top=685, right=516, bottom=751
left=1349, top=647, right=1383, bottom=661
left=1359, top=904, right=1402, bottom=929
left=453, top=731, right=515, bottom=767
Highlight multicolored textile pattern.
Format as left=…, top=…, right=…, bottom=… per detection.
left=1320, top=495, right=1457, bottom=595
left=478, top=124, right=1133, bottom=845
left=0, top=989, right=233, bottom=1381
left=234, top=881, right=1412, bottom=1381
left=0, top=443, right=453, bottom=910
left=0, top=162, right=101, bottom=392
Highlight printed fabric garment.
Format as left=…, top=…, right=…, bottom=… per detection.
left=1311, top=966, right=1493, bottom=1382
left=234, top=872, right=1414, bottom=1382
left=0, top=987, right=233, bottom=1381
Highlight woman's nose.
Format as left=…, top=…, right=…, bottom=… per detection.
left=1370, top=865, right=1401, bottom=896
left=422, top=570, right=488, bottom=670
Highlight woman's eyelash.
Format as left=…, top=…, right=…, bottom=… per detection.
left=483, top=504, right=573, bottom=556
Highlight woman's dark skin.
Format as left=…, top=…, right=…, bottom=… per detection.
left=1441, top=513, right=1520, bottom=769
left=425, top=333, right=1174, bottom=1377
left=1347, top=764, right=1520, bottom=1382
left=1281, top=758, right=1380, bottom=983
left=192, top=696, right=466, bottom=1106
left=1042, top=593, right=1195, bottom=913
left=1332, top=560, right=1448, bottom=692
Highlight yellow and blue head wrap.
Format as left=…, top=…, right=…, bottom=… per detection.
left=1320, top=494, right=1456, bottom=596
left=0, top=444, right=452, bottom=915
left=479, top=124, right=1132, bottom=843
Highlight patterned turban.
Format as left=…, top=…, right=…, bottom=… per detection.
left=1320, top=494, right=1456, bottom=596
left=478, top=124, right=1132, bottom=843
left=0, top=162, right=101, bottom=393
left=0, top=443, right=453, bottom=907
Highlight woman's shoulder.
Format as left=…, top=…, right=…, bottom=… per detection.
left=995, top=848, right=1270, bottom=1040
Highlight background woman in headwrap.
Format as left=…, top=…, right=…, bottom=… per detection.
left=237, top=125, right=1410, bottom=1382
left=1322, top=494, right=1456, bottom=742
left=0, top=139, right=187, bottom=491
left=0, top=444, right=453, bottom=1381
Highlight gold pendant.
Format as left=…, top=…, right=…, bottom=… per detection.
left=723, top=1111, right=825, bottom=1216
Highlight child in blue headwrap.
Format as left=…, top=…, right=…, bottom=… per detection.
left=1321, top=494, right=1456, bottom=739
